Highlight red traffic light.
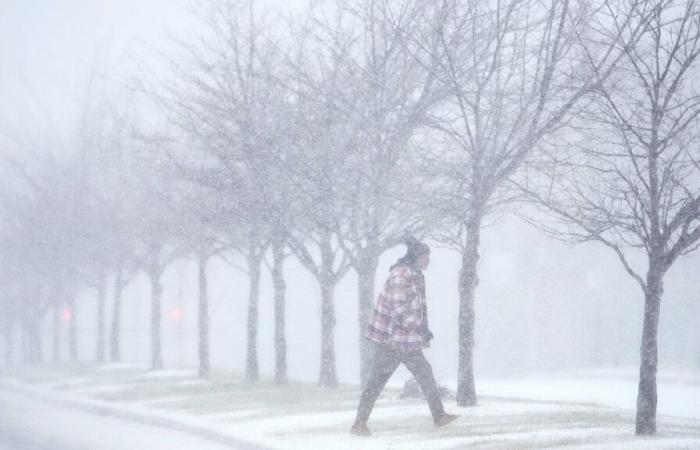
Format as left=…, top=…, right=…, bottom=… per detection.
left=170, top=307, right=183, bottom=322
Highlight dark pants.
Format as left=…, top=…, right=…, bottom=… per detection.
left=354, top=343, right=444, bottom=425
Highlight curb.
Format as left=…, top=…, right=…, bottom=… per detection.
left=0, top=378, right=271, bottom=450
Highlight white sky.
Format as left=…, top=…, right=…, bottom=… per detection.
left=0, top=0, right=311, bottom=138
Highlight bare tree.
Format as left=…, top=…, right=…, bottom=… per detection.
left=57, top=76, right=139, bottom=366
left=413, top=0, right=651, bottom=406
left=283, top=108, right=354, bottom=387
left=295, top=0, right=447, bottom=386
left=172, top=174, right=228, bottom=378
left=518, top=0, right=700, bottom=435
left=0, top=144, right=86, bottom=364
left=109, top=255, right=135, bottom=362
left=1, top=292, right=13, bottom=365
left=141, top=0, right=295, bottom=381
left=0, top=90, right=131, bottom=366
left=116, top=140, right=183, bottom=371
left=282, top=13, right=368, bottom=386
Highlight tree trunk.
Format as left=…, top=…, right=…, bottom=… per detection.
left=31, top=319, right=42, bottom=364
left=457, top=213, right=482, bottom=407
left=149, top=268, right=164, bottom=370
left=319, top=278, right=338, bottom=387
left=68, top=297, right=78, bottom=363
left=25, top=313, right=42, bottom=364
left=317, top=231, right=338, bottom=388
left=272, top=239, right=288, bottom=384
left=110, top=265, right=125, bottom=362
left=20, top=320, right=29, bottom=364
left=635, top=266, right=664, bottom=435
left=96, top=273, right=107, bottom=364
left=24, top=321, right=33, bottom=364
left=21, top=302, right=33, bottom=364
left=357, top=250, right=379, bottom=388
left=198, top=251, right=210, bottom=378
left=4, top=315, right=11, bottom=365
left=53, top=302, right=61, bottom=364
left=246, top=255, right=261, bottom=381
left=526, top=292, right=538, bottom=374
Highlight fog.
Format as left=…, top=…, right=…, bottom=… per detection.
left=4, top=0, right=695, bottom=378
left=45, top=218, right=699, bottom=382
left=1, top=1, right=699, bottom=448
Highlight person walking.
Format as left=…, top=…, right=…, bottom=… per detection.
left=351, top=237, right=459, bottom=436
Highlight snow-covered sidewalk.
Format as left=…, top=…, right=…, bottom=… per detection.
left=1, top=365, right=699, bottom=449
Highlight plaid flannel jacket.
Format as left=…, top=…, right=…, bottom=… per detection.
left=366, top=263, right=429, bottom=352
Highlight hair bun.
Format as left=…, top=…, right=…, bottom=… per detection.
left=405, top=236, right=418, bottom=248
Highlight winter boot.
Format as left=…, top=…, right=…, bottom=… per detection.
left=350, top=422, right=371, bottom=436
left=434, top=412, right=460, bottom=428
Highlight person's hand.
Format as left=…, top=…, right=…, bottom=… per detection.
left=422, top=328, right=434, bottom=341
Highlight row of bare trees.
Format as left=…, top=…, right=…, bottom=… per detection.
left=1, top=0, right=699, bottom=436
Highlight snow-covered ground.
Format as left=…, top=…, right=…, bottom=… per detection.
left=1, top=366, right=699, bottom=449
left=448, top=367, right=700, bottom=420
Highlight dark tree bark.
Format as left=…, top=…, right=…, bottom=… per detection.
left=457, top=211, right=481, bottom=407
left=32, top=319, right=42, bottom=364
left=356, top=249, right=379, bottom=388
left=246, top=254, right=262, bottom=381
left=22, top=321, right=33, bottom=364
left=635, top=262, right=664, bottom=434
left=198, top=251, right=210, bottom=378
left=287, top=227, right=349, bottom=388
left=68, top=297, right=78, bottom=362
left=22, top=321, right=31, bottom=364
left=319, top=278, right=338, bottom=388
left=148, top=267, right=164, bottom=370
left=24, top=312, right=42, bottom=364
left=20, top=320, right=29, bottom=364
left=271, top=238, right=288, bottom=384
left=4, top=315, right=11, bottom=365
left=96, top=273, right=107, bottom=364
left=52, top=302, right=60, bottom=364
left=20, top=299, right=38, bottom=364
left=110, top=265, right=126, bottom=362
left=317, top=231, right=340, bottom=388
